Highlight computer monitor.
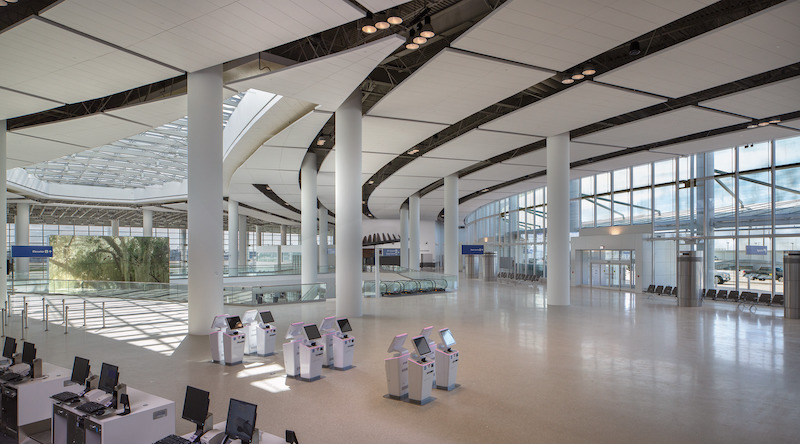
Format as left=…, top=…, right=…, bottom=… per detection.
left=98, top=363, right=119, bottom=394
left=337, top=318, right=352, bottom=333
left=258, top=310, right=274, bottom=324
left=387, top=334, right=407, bottom=354
left=303, top=324, right=321, bottom=341
left=71, top=356, right=90, bottom=384
left=439, top=328, right=456, bottom=348
left=21, top=341, right=36, bottom=366
left=182, top=386, right=210, bottom=428
left=412, top=335, right=432, bottom=356
left=226, top=316, right=243, bottom=330
left=225, top=398, right=257, bottom=443
left=2, top=337, right=16, bottom=360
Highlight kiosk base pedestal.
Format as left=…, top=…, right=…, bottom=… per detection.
left=435, top=348, right=459, bottom=391
left=298, top=344, right=324, bottom=382
left=333, top=335, right=355, bottom=371
left=408, top=359, right=435, bottom=406
left=283, top=341, right=300, bottom=378
left=384, top=353, right=409, bottom=400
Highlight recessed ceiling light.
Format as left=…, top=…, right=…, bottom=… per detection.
left=757, top=122, right=770, bottom=127
left=561, top=76, right=574, bottom=85
left=405, top=42, right=419, bottom=50
left=407, top=149, right=419, bottom=155
left=769, top=119, right=781, bottom=124
left=571, top=72, right=585, bottom=80
left=368, top=180, right=374, bottom=184
left=316, top=137, right=325, bottom=146
left=362, top=24, right=377, bottom=34
left=582, top=65, right=596, bottom=76
left=481, top=188, right=489, bottom=193
left=420, top=17, right=435, bottom=38
left=747, top=124, right=758, bottom=129
left=387, top=10, right=403, bottom=25
left=413, top=35, right=427, bottom=45
left=629, top=41, right=641, bottom=56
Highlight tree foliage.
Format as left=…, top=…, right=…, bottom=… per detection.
left=49, top=235, right=170, bottom=283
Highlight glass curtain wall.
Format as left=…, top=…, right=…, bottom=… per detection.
left=464, top=134, right=800, bottom=295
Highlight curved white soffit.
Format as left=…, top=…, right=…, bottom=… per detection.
left=222, top=90, right=316, bottom=194
left=6, top=168, right=188, bottom=204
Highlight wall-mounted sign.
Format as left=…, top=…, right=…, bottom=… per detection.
left=745, top=245, right=768, bottom=255
left=11, top=246, right=53, bottom=258
left=461, top=245, right=484, bottom=255
left=382, top=248, right=401, bottom=257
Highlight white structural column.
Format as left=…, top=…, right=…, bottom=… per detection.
left=318, top=205, right=329, bottom=269
left=409, top=193, right=421, bottom=271
left=301, top=153, right=319, bottom=285
left=444, top=174, right=459, bottom=284
left=0, top=122, right=6, bottom=308
left=15, top=203, right=30, bottom=279
left=238, top=215, right=247, bottom=268
left=180, top=229, right=187, bottom=264
left=227, top=200, right=239, bottom=276
left=546, top=133, right=570, bottom=306
left=187, top=65, right=224, bottom=335
left=335, top=89, right=363, bottom=317
left=280, top=225, right=287, bottom=245
left=111, top=219, right=119, bottom=236
left=142, top=209, right=153, bottom=237
left=255, top=226, right=262, bottom=247
left=400, top=203, right=409, bottom=268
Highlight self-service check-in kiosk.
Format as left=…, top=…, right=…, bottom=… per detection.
left=241, top=310, right=259, bottom=356
left=298, top=324, right=324, bottom=382
left=255, top=310, right=277, bottom=357
left=209, top=315, right=228, bottom=364
left=283, top=322, right=305, bottom=379
left=408, top=335, right=435, bottom=405
left=222, top=316, right=246, bottom=366
left=332, top=318, right=355, bottom=371
left=319, top=316, right=337, bottom=368
left=435, top=328, right=459, bottom=391
left=419, top=326, right=437, bottom=362
left=384, top=334, right=409, bottom=400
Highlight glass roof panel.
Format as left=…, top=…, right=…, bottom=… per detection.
left=23, top=93, right=245, bottom=189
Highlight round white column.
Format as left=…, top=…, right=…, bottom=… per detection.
left=301, top=153, right=319, bottom=285
left=227, top=200, right=239, bottom=276
left=0, top=121, right=6, bottom=307
left=280, top=225, right=287, bottom=245
left=15, top=203, right=30, bottom=279
left=142, top=209, right=153, bottom=237
left=318, top=205, right=329, bottom=269
left=546, top=133, right=570, bottom=306
left=444, top=174, right=459, bottom=284
left=187, top=65, right=224, bottom=335
left=255, top=225, right=262, bottom=247
left=335, top=89, right=363, bottom=317
left=400, top=204, right=409, bottom=269
left=238, top=215, right=247, bottom=268
left=409, top=193, right=421, bottom=271
left=111, top=219, right=120, bottom=237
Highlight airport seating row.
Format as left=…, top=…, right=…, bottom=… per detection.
left=644, top=284, right=784, bottom=306
left=498, top=271, right=541, bottom=283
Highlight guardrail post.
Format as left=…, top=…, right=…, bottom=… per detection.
left=83, top=300, right=87, bottom=327
left=42, top=298, right=46, bottom=323
left=1, top=309, right=4, bottom=337
left=3, top=302, right=6, bottom=327
left=64, top=306, right=69, bottom=334
left=24, top=302, right=28, bottom=330
left=102, top=302, right=106, bottom=329
left=45, top=305, right=49, bottom=332
left=21, top=306, right=25, bottom=340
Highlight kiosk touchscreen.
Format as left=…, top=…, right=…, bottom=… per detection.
left=254, top=310, right=277, bottom=357
left=412, top=336, right=432, bottom=361
left=283, top=322, right=305, bottom=378
left=435, top=328, right=459, bottom=391
left=337, top=319, right=352, bottom=337
left=385, top=334, right=410, bottom=400
left=440, top=328, right=456, bottom=351
left=258, top=311, right=274, bottom=324
left=183, top=386, right=211, bottom=437
left=303, top=324, right=322, bottom=345
left=419, top=326, right=436, bottom=361
left=224, top=398, right=257, bottom=444
left=319, top=317, right=337, bottom=368
left=226, top=316, right=244, bottom=332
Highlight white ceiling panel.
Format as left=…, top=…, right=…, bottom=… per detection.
left=104, top=96, right=188, bottom=127
left=424, top=129, right=541, bottom=161
left=781, top=118, right=800, bottom=131
left=481, top=82, right=665, bottom=137
left=509, top=142, right=625, bottom=166
left=6, top=133, right=88, bottom=165
left=264, top=111, right=331, bottom=148
left=368, top=48, right=552, bottom=124
left=393, top=157, right=475, bottom=178
left=460, top=179, right=505, bottom=192
left=363, top=116, right=448, bottom=155
left=370, top=188, right=417, bottom=199
left=651, top=126, right=800, bottom=156
left=230, top=35, right=403, bottom=111
left=377, top=175, right=439, bottom=190
left=452, top=0, right=714, bottom=71
left=359, top=0, right=405, bottom=12
left=699, top=77, right=800, bottom=120
left=14, top=114, right=150, bottom=149
left=0, top=18, right=181, bottom=104
left=320, top=151, right=398, bottom=177
left=463, top=163, right=543, bottom=181
left=0, top=88, right=62, bottom=120
left=572, top=151, right=674, bottom=173
left=43, top=0, right=364, bottom=73
left=242, top=146, right=307, bottom=171
left=596, top=1, right=800, bottom=98
left=574, top=106, right=749, bottom=148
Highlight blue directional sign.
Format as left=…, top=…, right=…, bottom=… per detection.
left=382, top=248, right=401, bottom=257
left=461, top=245, right=484, bottom=255
left=12, top=246, right=53, bottom=258
left=745, top=245, right=768, bottom=255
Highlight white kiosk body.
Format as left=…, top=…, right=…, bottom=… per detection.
left=298, top=324, right=324, bottom=382
left=407, top=335, right=435, bottom=405
left=283, top=322, right=304, bottom=378
left=241, top=310, right=259, bottom=355
left=209, top=315, right=228, bottom=363
left=333, top=318, right=355, bottom=370
left=384, top=334, right=409, bottom=399
left=319, top=316, right=337, bottom=368
left=222, top=316, right=245, bottom=366
left=435, top=328, right=459, bottom=391
left=256, top=310, right=277, bottom=357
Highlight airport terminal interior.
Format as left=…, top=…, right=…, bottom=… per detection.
left=0, top=0, right=799, bottom=443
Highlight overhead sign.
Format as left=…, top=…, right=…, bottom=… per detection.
left=461, top=245, right=484, bottom=255
left=382, top=248, right=401, bottom=257
left=12, top=246, right=53, bottom=258
left=745, top=245, right=768, bottom=256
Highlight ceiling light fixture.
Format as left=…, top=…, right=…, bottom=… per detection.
left=747, top=124, right=758, bottom=129
left=362, top=12, right=377, bottom=33
left=571, top=71, right=585, bottom=80
left=387, top=9, right=403, bottom=25
left=582, top=65, right=596, bottom=76
left=757, top=121, right=770, bottom=127
left=406, top=30, right=420, bottom=50
left=407, top=148, right=419, bottom=155
left=561, top=75, right=575, bottom=85
left=368, top=180, right=374, bottom=185
left=481, top=188, right=490, bottom=193
left=375, top=13, right=390, bottom=30
left=769, top=118, right=781, bottom=124
left=316, top=137, right=326, bottom=146
left=420, top=16, right=435, bottom=38
left=628, top=41, right=641, bottom=56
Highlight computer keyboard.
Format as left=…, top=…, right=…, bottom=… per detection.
left=76, top=401, right=106, bottom=414
left=0, top=372, right=22, bottom=382
left=51, top=391, right=80, bottom=402
left=154, top=434, right=191, bottom=444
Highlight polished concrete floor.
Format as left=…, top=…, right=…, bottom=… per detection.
left=8, top=278, right=800, bottom=443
